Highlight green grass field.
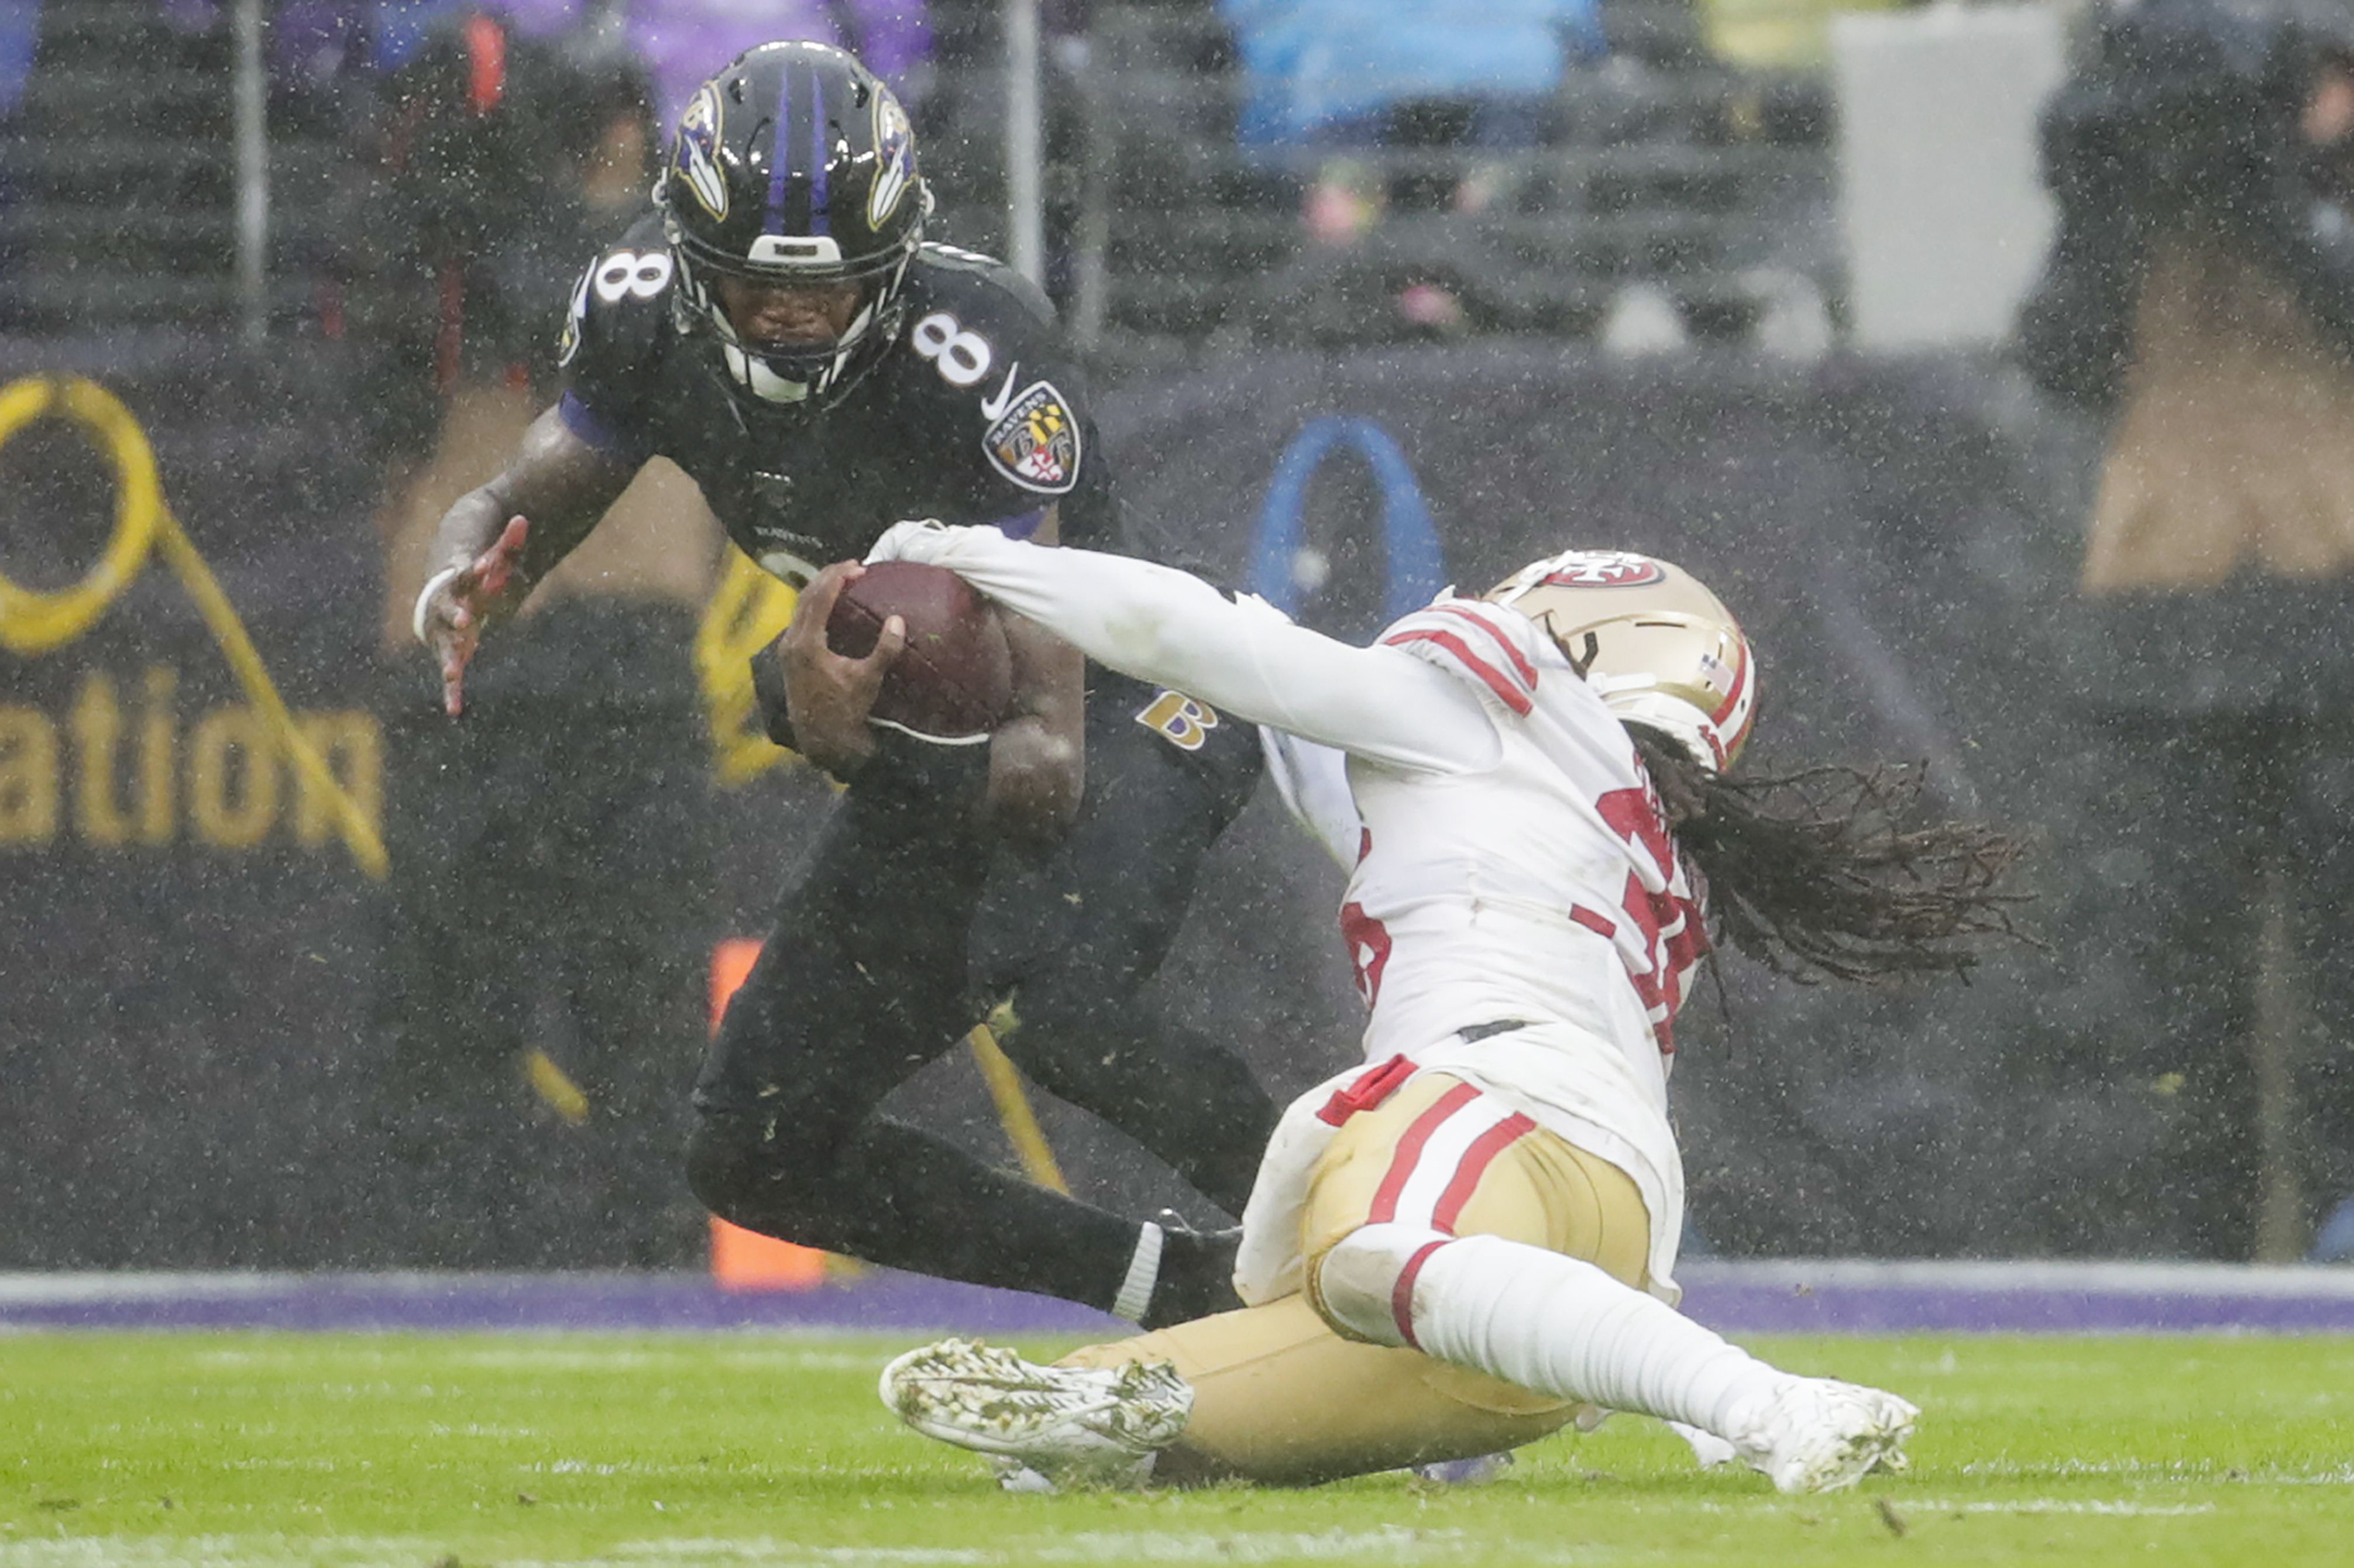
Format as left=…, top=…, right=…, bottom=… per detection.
left=3, top=1332, right=2349, bottom=1567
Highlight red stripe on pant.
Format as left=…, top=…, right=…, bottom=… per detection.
left=1366, top=1081, right=1484, bottom=1224
left=1430, top=1112, right=1537, bottom=1232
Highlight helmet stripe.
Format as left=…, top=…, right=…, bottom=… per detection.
left=1709, top=637, right=1751, bottom=725
left=808, top=65, right=831, bottom=236
left=762, top=63, right=793, bottom=235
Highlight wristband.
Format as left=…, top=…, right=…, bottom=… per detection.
left=411, top=566, right=466, bottom=647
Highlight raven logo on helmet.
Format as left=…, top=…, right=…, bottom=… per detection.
left=870, top=92, right=915, bottom=229
left=675, top=85, right=728, bottom=220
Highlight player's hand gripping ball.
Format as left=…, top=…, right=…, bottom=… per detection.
left=827, top=561, right=1015, bottom=742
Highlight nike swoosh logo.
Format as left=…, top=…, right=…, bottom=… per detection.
left=980, top=363, right=1021, bottom=422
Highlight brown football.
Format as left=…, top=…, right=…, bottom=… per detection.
left=827, top=560, right=1014, bottom=742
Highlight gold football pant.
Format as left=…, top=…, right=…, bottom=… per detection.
left=1062, top=1070, right=1652, bottom=1486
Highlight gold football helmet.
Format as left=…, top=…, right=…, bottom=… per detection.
left=1483, top=549, right=1757, bottom=769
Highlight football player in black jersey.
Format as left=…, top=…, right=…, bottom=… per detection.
left=412, top=41, right=1273, bottom=1326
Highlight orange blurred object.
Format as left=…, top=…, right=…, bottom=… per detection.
left=706, top=938, right=826, bottom=1292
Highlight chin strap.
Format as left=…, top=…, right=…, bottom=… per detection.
left=1600, top=689, right=1723, bottom=772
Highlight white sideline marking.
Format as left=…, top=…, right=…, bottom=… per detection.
left=1941, top=1501, right=2218, bottom=1517
left=9, top=1260, right=2354, bottom=1308
left=0, top=1531, right=1500, bottom=1568
left=167, top=1344, right=875, bottom=1374
left=0, top=1539, right=438, bottom=1568
left=567, top=1529, right=1484, bottom=1564
left=1956, top=1457, right=2354, bottom=1483
left=1677, top=1257, right=2354, bottom=1301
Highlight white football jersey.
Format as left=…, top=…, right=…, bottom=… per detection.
left=1343, top=595, right=1710, bottom=1061
left=1331, top=596, right=1710, bottom=1292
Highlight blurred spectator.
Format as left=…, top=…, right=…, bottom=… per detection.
left=1698, top=0, right=1899, bottom=75
left=1, top=0, right=32, bottom=317
left=1219, top=0, right=1601, bottom=242
left=369, top=0, right=587, bottom=71
left=353, top=5, right=724, bottom=1266
left=2017, top=0, right=2354, bottom=1260
left=344, top=4, right=647, bottom=467
left=620, top=0, right=930, bottom=126
left=1, top=0, right=35, bottom=118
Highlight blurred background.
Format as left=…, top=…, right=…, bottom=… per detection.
left=8, top=0, right=2354, bottom=1281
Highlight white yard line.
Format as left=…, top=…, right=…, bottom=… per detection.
left=0, top=1530, right=1531, bottom=1568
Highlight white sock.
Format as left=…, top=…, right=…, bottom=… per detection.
left=1407, top=1235, right=1792, bottom=1438
left=1111, top=1221, right=1164, bottom=1323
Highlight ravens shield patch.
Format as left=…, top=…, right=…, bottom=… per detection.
left=982, top=381, right=1081, bottom=494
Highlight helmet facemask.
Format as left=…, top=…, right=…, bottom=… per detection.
left=1484, top=549, right=1758, bottom=771
left=667, top=228, right=920, bottom=407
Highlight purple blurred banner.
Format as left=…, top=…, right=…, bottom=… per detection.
left=6, top=1261, right=2354, bottom=1334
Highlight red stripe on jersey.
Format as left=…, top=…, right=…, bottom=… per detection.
left=1367, top=1081, right=1484, bottom=1223
left=1382, top=630, right=1534, bottom=716
left=1569, top=905, right=1617, bottom=940
left=1317, top=1055, right=1418, bottom=1126
left=1431, top=1112, right=1537, bottom=1232
left=1391, top=1238, right=1452, bottom=1349
left=1427, top=603, right=1539, bottom=688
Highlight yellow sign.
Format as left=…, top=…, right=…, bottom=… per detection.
left=0, top=376, right=386, bottom=876
left=0, top=665, right=379, bottom=852
left=693, top=548, right=804, bottom=786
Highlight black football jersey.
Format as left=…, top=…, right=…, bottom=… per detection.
left=555, top=215, right=1117, bottom=584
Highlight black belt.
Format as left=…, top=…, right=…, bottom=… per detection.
left=1458, top=1019, right=1534, bottom=1045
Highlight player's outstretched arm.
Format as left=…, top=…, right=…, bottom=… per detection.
left=985, top=610, right=1085, bottom=849
left=979, top=502, right=1085, bottom=848
left=415, top=516, right=528, bottom=717
left=413, top=407, right=640, bottom=716
left=871, top=522, right=1494, bottom=773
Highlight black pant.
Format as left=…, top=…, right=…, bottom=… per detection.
left=688, top=672, right=1278, bottom=1309
left=2095, top=711, right=2354, bottom=1256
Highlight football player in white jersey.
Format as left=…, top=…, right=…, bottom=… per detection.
left=864, top=523, right=2018, bottom=1495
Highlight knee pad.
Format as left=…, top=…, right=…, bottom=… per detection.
left=1310, top=1222, right=1454, bottom=1349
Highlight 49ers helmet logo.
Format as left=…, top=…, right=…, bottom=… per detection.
left=1540, top=552, right=1666, bottom=588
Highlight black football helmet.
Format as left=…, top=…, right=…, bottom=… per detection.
left=661, top=41, right=928, bottom=408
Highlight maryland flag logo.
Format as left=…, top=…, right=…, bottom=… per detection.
left=982, top=381, right=1081, bottom=495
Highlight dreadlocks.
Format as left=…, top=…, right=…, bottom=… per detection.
left=1624, top=724, right=2027, bottom=985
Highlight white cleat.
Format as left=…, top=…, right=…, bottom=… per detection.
left=1731, top=1378, right=1918, bottom=1495
left=879, top=1337, right=1193, bottom=1487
